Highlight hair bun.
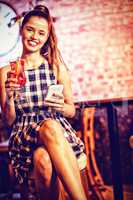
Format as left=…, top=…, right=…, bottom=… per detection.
left=34, top=5, right=49, bottom=14
left=21, top=4, right=51, bottom=29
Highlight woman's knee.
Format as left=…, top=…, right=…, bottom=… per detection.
left=39, top=119, right=63, bottom=143
left=33, top=147, right=52, bottom=178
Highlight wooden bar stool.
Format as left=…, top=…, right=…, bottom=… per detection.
left=82, top=107, right=105, bottom=200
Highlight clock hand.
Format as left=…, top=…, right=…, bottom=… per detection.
left=8, top=12, right=26, bottom=27
left=8, top=15, right=21, bottom=27
left=4, top=12, right=10, bottom=18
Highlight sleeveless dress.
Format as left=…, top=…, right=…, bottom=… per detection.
left=9, top=61, right=84, bottom=184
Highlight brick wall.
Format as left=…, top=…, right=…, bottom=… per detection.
left=1, top=0, right=133, bottom=102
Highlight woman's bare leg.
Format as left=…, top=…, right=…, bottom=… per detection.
left=39, top=119, right=87, bottom=200
left=33, top=147, right=60, bottom=200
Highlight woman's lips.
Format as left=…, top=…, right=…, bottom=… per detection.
left=28, top=40, right=39, bottom=47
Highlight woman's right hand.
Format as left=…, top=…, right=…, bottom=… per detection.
left=0, top=68, right=18, bottom=125
left=5, top=70, right=20, bottom=99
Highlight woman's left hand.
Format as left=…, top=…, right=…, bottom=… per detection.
left=45, top=93, right=64, bottom=112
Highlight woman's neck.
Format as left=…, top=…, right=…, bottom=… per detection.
left=21, top=52, right=44, bottom=70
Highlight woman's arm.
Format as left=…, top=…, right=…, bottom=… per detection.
left=45, top=52, right=76, bottom=118
left=0, top=66, right=16, bottom=125
left=57, top=61, right=76, bottom=118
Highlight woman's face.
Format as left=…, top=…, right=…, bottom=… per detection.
left=21, top=16, right=49, bottom=53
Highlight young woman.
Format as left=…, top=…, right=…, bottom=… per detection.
left=0, top=5, right=87, bottom=200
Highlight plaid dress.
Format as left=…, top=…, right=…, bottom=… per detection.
left=9, top=61, right=84, bottom=184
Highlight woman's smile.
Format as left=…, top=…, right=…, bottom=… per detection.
left=27, top=40, right=39, bottom=47
left=21, top=16, right=49, bottom=53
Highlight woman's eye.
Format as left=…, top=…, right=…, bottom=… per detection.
left=26, top=27, right=33, bottom=32
left=39, top=32, right=45, bottom=36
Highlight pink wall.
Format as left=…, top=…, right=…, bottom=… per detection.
left=1, top=0, right=133, bottom=102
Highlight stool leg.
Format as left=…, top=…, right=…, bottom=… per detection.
left=80, top=168, right=90, bottom=199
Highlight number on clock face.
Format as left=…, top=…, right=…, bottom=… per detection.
left=0, top=1, right=20, bottom=57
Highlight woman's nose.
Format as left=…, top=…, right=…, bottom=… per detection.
left=31, top=31, right=38, bottom=39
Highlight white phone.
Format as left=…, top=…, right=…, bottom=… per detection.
left=45, top=84, right=63, bottom=100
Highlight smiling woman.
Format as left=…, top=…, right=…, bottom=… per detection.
left=0, top=4, right=87, bottom=200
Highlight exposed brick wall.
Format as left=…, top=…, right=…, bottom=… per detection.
left=0, top=0, right=133, bottom=102
left=52, top=0, right=133, bottom=102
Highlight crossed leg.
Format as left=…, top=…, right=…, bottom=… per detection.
left=33, top=119, right=87, bottom=200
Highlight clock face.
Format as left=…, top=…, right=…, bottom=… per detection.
left=0, top=1, right=20, bottom=57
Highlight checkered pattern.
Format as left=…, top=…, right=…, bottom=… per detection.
left=9, top=62, right=84, bottom=184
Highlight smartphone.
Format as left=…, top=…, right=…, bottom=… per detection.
left=45, top=84, right=63, bottom=100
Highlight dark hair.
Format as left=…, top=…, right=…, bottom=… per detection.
left=21, top=5, right=50, bottom=29
left=21, top=5, right=60, bottom=70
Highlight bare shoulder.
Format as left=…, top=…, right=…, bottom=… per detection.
left=0, top=65, right=10, bottom=74
left=0, top=65, right=10, bottom=107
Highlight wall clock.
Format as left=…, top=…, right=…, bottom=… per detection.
left=0, top=1, right=20, bottom=57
